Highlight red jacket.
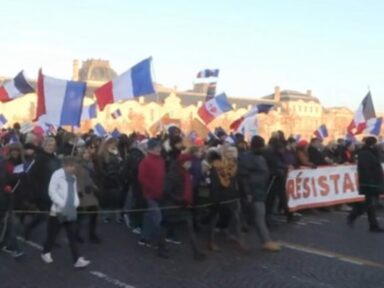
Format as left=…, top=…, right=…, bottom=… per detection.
left=138, top=153, right=166, bottom=200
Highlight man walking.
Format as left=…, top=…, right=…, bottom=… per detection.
left=41, top=156, right=91, bottom=268
left=348, top=137, right=384, bottom=232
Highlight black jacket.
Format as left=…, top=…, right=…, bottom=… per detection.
left=238, top=150, right=270, bottom=201
left=29, top=150, right=61, bottom=208
left=357, top=146, right=384, bottom=196
left=308, top=146, right=327, bottom=166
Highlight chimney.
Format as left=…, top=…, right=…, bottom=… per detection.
left=307, top=89, right=312, bottom=96
left=193, top=83, right=209, bottom=95
left=72, top=59, right=79, bottom=81
left=274, top=86, right=281, bottom=102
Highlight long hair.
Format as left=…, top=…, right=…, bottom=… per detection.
left=97, top=137, right=118, bottom=163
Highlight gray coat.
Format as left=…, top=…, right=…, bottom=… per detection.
left=238, top=151, right=270, bottom=201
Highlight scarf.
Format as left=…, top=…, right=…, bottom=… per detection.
left=61, top=172, right=77, bottom=222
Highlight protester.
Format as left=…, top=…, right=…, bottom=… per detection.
left=238, top=135, right=281, bottom=252
left=75, top=148, right=101, bottom=244
left=41, top=156, right=91, bottom=268
left=138, top=138, right=167, bottom=257
left=24, top=137, right=61, bottom=240
left=347, top=137, right=384, bottom=232
left=97, top=137, right=124, bottom=224
left=308, top=138, right=332, bottom=166
left=296, top=140, right=316, bottom=168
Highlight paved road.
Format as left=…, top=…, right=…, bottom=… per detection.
left=2, top=210, right=384, bottom=288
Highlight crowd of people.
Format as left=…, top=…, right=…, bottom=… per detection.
left=0, top=123, right=383, bottom=268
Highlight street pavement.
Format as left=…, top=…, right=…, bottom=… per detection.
left=2, top=209, right=384, bottom=288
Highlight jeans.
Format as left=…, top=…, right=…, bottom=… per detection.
left=253, top=201, right=272, bottom=243
left=76, top=206, right=99, bottom=239
left=43, top=216, right=79, bottom=263
left=141, top=199, right=162, bottom=243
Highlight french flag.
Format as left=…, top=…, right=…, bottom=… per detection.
left=111, top=108, right=122, bottom=119
left=111, top=128, right=121, bottom=138
left=94, top=123, right=107, bottom=137
left=230, top=104, right=274, bottom=131
left=314, top=124, right=328, bottom=140
left=197, top=93, right=233, bottom=124
left=0, top=71, right=34, bottom=102
left=95, top=58, right=155, bottom=111
left=81, top=103, right=97, bottom=121
left=196, top=69, right=219, bottom=78
left=35, top=69, right=86, bottom=127
left=0, top=114, right=7, bottom=127
left=347, top=92, right=376, bottom=135
left=364, top=117, right=382, bottom=136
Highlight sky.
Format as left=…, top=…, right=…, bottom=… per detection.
left=0, top=0, right=383, bottom=111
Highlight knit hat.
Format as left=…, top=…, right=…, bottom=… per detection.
left=147, top=138, right=162, bottom=150
left=297, top=140, right=309, bottom=148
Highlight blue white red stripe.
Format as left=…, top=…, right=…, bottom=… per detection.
left=198, top=93, right=233, bottom=124
left=347, top=92, right=376, bottom=135
left=111, top=108, right=122, bottom=119
left=230, top=104, right=274, bottom=131
left=95, top=58, right=155, bottom=111
left=196, top=69, right=219, bottom=78
left=36, top=69, right=86, bottom=127
left=314, top=124, right=328, bottom=140
left=0, top=71, right=34, bottom=102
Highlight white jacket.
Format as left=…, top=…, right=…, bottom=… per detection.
left=49, top=168, right=79, bottom=216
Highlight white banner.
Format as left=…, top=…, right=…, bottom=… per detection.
left=286, top=165, right=365, bottom=211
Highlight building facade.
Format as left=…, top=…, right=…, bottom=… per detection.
left=1, top=59, right=380, bottom=140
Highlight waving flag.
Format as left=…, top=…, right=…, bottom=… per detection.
left=364, top=117, right=382, bottom=136
left=95, top=58, right=155, bottom=111
left=0, top=71, right=34, bottom=102
left=0, top=114, right=7, bottom=127
left=111, top=128, right=121, bottom=138
left=196, top=69, right=219, bottom=78
left=347, top=92, right=376, bottom=135
left=111, top=108, right=122, bottom=119
left=314, top=124, right=328, bottom=140
left=81, top=103, right=97, bottom=121
left=198, top=93, right=233, bottom=124
left=230, top=104, right=274, bottom=131
left=94, top=123, right=107, bottom=137
left=35, top=69, right=86, bottom=126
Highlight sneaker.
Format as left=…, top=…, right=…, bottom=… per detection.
left=41, top=253, right=54, bottom=264
left=132, top=227, right=142, bottom=235
left=2, top=246, right=14, bottom=255
left=165, top=238, right=181, bottom=245
left=138, top=239, right=152, bottom=248
left=74, top=257, right=91, bottom=268
left=263, top=241, right=281, bottom=252
left=12, top=250, right=24, bottom=259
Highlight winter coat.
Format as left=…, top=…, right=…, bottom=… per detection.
left=357, top=146, right=384, bottom=196
left=76, top=160, right=99, bottom=208
left=238, top=150, right=270, bottom=201
left=29, top=150, right=62, bottom=209
left=138, top=153, right=166, bottom=201
left=308, top=146, right=327, bottom=166
left=263, top=147, right=288, bottom=177
left=48, top=168, right=80, bottom=216
left=296, top=149, right=315, bottom=168
left=99, top=152, right=123, bottom=207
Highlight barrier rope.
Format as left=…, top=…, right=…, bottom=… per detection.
left=10, top=198, right=241, bottom=215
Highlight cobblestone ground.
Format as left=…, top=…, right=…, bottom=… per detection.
left=2, top=210, right=384, bottom=288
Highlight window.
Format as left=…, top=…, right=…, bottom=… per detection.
left=150, top=109, right=155, bottom=122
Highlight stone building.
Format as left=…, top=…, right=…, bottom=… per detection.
left=1, top=59, right=380, bottom=140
